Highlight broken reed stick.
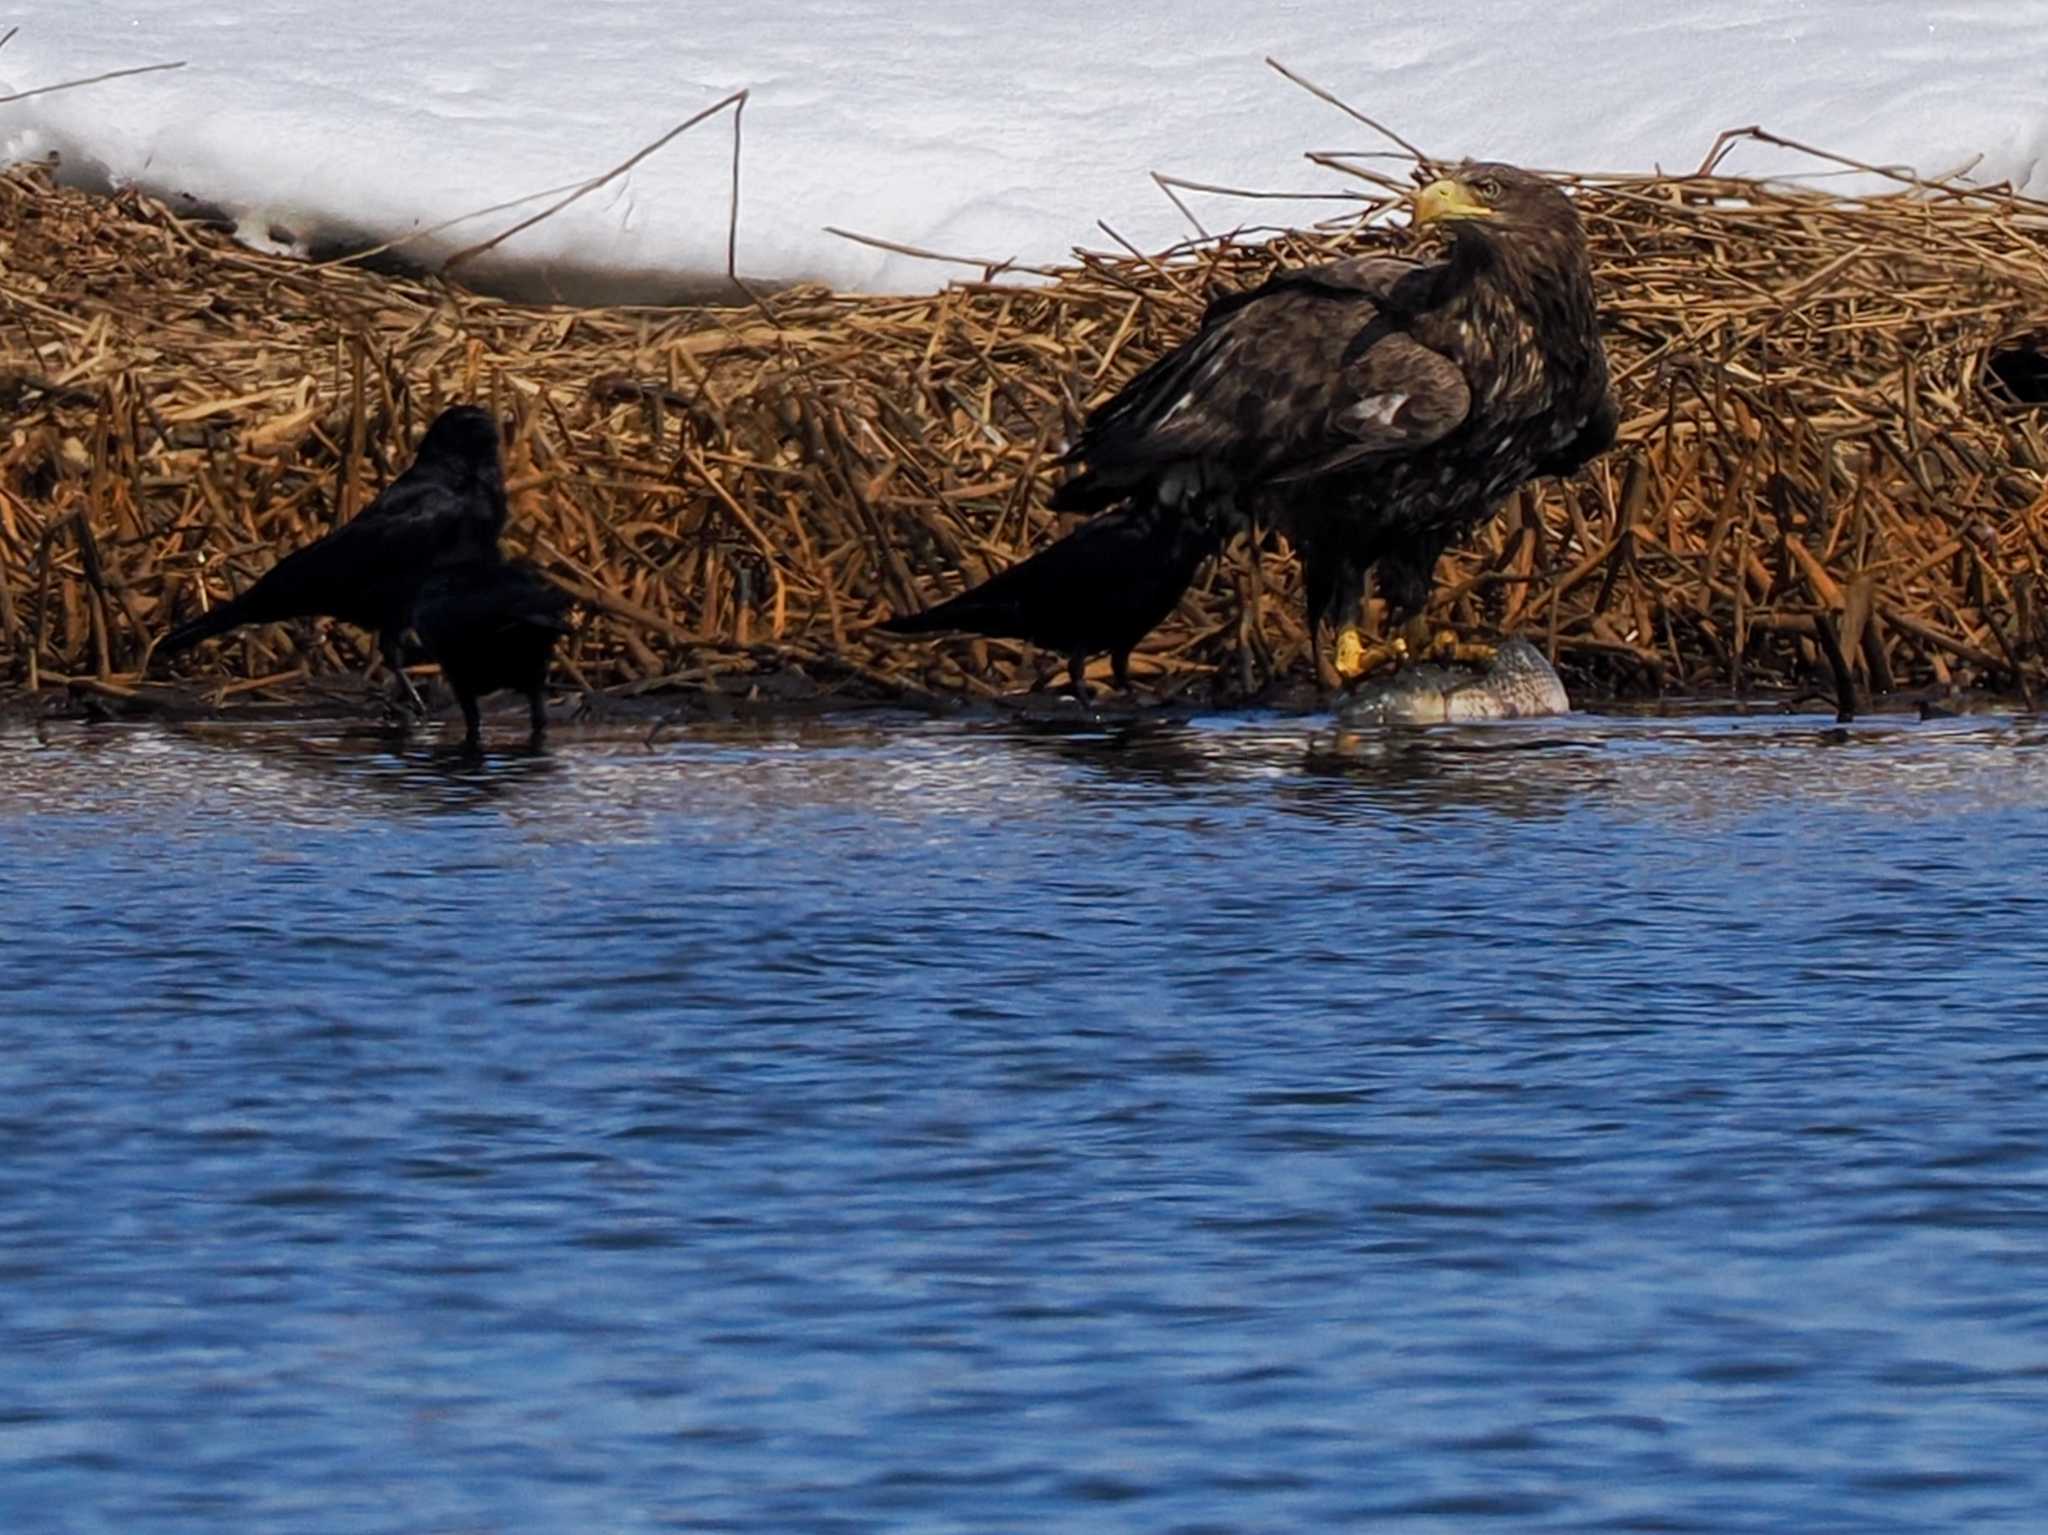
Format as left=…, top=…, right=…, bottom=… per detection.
left=0, top=58, right=185, bottom=108
left=442, top=89, right=749, bottom=275
left=1264, top=57, right=1430, bottom=166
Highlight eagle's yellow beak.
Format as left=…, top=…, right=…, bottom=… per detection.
left=1411, top=178, right=1494, bottom=228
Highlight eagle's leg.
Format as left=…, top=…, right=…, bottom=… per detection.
left=1334, top=628, right=1409, bottom=683
left=1333, top=599, right=1401, bottom=684
left=1400, top=612, right=1435, bottom=659
left=1400, top=614, right=1498, bottom=667
left=1246, top=534, right=1275, bottom=695
left=1234, top=566, right=1265, bottom=698
left=1305, top=555, right=1337, bottom=689
left=1431, top=634, right=1501, bottom=666
left=1318, top=610, right=1380, bottom=687
left=1383, top=535, right=1493, bottom=666
left=1316, top=556, right=1380, bottom=684
left=1334, top=625, right=1368, bottom=678
left=527, top=686, right=548, bottom=746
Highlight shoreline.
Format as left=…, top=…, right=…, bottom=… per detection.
left=4, top=668, right=2025, bottom=734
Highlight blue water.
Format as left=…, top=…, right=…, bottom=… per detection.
left=4, top=710, right=2048, bottom=1533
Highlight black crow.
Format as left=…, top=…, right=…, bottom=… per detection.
left=157, top=404, right=509, bottom=709
left=409, top=557, right=572, bottom=749
left=877, top=500, right=1219, bottom=700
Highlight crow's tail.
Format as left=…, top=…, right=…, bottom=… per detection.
left=875, top=603, right=966, bottom=635
left=156, top=598, right=250, bottom=657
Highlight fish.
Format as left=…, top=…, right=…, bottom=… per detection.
left=1337, top=636, right=1568, bottom=725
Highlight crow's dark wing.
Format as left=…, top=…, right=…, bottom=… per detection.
left=413, top=560, right=572, bottom=649
left=158, top=404, right=510, bottom=654
left=158, top=481, right=501, bottom=652
left=878, top=502, right=1217, bottom=657
left=271, top=480, right=496, bottom=615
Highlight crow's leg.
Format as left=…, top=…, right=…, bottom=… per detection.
left=379, top=630, right=429, bottom=716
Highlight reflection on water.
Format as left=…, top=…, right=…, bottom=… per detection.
left=5, top=709, right=2048, bottom=1532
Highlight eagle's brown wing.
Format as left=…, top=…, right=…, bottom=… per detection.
left=1056, top=254, right=1470, bottom=506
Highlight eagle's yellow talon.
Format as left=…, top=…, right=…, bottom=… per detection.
left=1333, top=628, right=1410, bottom=685
left=1441, top=638, right=1498, bottom=667
left=1409, top=628, right=1499, bottom=666
left=1333, top=627, right=1367, bottom=679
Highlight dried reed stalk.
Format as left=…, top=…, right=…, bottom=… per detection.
left=5, top=145, right=2048, bottom=709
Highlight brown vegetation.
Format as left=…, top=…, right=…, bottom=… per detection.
left=5, top=140, right=2048, bottom=714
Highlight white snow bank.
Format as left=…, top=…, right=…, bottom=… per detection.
left=3, top=2, right=2045, bottom=298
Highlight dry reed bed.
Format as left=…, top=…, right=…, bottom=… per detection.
left=5, top=151, right=2048, bottom=709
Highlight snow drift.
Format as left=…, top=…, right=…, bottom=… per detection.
left=3, top=2, right=2045, bottom=297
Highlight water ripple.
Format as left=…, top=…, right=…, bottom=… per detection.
left=4, top=710, right=2048, bottom=1532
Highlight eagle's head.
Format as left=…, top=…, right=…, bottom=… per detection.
left=1410, top=162, right=1578, bottom=239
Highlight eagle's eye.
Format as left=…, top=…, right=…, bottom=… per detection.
left=1475, top=175, right=1503, bottom=201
